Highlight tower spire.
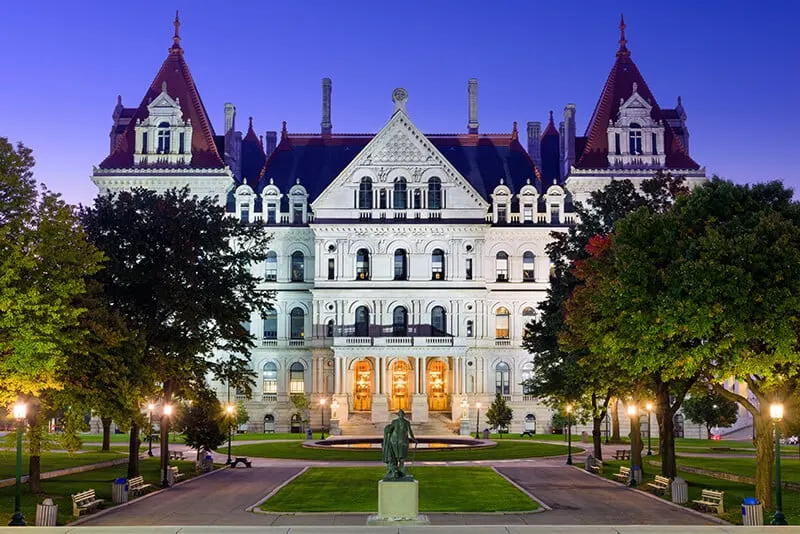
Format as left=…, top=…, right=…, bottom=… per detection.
left=617, top=14, right=630, bottom=58
left=170, top=10, right=183, bottom=54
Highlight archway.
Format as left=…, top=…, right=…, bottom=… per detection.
left=428, top=359, right=449, bottom=411
left=390, top=360, right=411, bottom=412
left=264, top=414, right=275, bottom=433
left=290, top=413, right=302, bottom=434
left=353, top=360, right=372, bottom=411
left=524, top=414, right=536, bottom=433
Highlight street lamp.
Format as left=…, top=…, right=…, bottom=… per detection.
left=475, top=402, right=482, bottom=439
left=770, top=402, right=787, bottom=525
left=225, top=404, right=236, bottom=465
left=147, top=403, right=155, bottom=457
left=319, top=398, right=327, bottom=439
left=566, top=404, right=574, bottom=465
left=627, top=403, right=638, bottom=487
left=161, top=404, right=173, bottom=488
left=8, top=402, right=27, bottom=526
left=645, top=401, right=653, bottom=456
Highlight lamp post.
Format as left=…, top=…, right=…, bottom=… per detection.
left=161, top=404, right=173, bottom=488
left=8, top=402, right=27, bottom=526
left=225, top=404, right=235, bottom=465
left=627, top=403, right=638, bottom=487
left=645, top=401, right=653, bottom=456
left=770, top=403, right=787, bottom=525
left=475, top=402, right=482, bottom=439
left=147, top=403, right=155, bottom=457
left=319, top=398, right=327, bottom=439
left=566, top=404, right=573, bottom=465
left=461, top=398, right=468, bottom=421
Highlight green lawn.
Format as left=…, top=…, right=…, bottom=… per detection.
left=665, top=455, right=800, bottom=484
left=0, top=457, right=197, bottom=526
left=0, top=450, right=127, bottom=480
left=230, top=440, right=577, bottom=461
left=261, top=467, right=537, bottom=513
left=232, top=432, right=305, bottom=441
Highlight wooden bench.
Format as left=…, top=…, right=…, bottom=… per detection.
left=587, top=458, right=603, bottom=474
left=230, top=456, right=252, bottom=468
left=693, top=489, right=724, bottom=514
left=647, top=475, right=671, bottom=494
left=72, top=489, right=104, bottom=517
left=520, top=430, right=535, bottom=438
left=613, top=465, right=631, bottom=483
left=612, top=449, right=631, bottom=460
left=169, top=450, right=185, bottom=460
left=168, top=465, right=185, bottom=484
left=128, top=475, right=153, bottom=496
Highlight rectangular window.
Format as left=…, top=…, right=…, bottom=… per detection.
left=466, top=320, right=473, bottom=337
left=263, top=313, right=277, bottom=339
left=263, top=378, right=277, bottom=394
left=497, top=205, right=507, bottom=223
left=142, top=132, right=148, bottom=154
left=523, top=205, right=533, bottom=223
left=267, top=204, right=276, bottom=224
left=292, top=204, right=303, bottom=224
left=614, top=133, right=620, bottom=155
left=240, top=204, right=250, bottom=224
left=550, top=204, right=559, bottom=224
left=465, top=258, right=473, bottom=280
left=179, top=132, right=185, bottom=154
left=652, top=133, right=658, bottom=155
left=328, top=258, right=335, bottom=280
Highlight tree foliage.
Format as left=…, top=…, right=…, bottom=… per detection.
left=682, top=387, right=738, bottom=439
left=485, top=393, right=513, bottom=435
left=177, top=389, right=227, bottom=457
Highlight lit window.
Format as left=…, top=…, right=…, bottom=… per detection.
left=290, top=308, right=304, bottom=339
left=263, top=362, right=278, bottom=393
left=265, top=252, right=277, bottom=281
left=327, top=258, right=335, bottom=280
left=465, top=258, right=473, bottom=280
left=495, top=362, right=510, bottom=395
left=496, top=252, right=509, bottom=282
left=495, top=307, right=510, bottom=339
left=356, top=249, right=370, bottom=280
left=431, top=249, right=445, bottom=280
left=291, top=251, right=304, bottom=282
left=466, top=320, right=473, bottom=337
left=289, top=362, right=305, bottom=393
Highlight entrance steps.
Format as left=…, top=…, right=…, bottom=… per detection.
left=340, top=411, right=459, bottom=436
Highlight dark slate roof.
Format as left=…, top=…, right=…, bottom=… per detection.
left=255, top=130, right=542, bottom=203
left=241, top=118, right=267, bottom=188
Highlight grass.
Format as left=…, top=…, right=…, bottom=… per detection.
left=232, top=432, right=305, bottom=441
left=0, top=450, right=128, bottom=480
left=261, top=466, right=537, bottom=513
left=230, top=440, right=577, bottom=461
left=0, top=457, right=197, bottom=526
left=663, top=455, right=800, bottom=484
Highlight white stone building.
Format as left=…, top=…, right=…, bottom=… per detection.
left=92, top=15, right=705, bottom=436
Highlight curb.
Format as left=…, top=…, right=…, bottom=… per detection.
left=572, top=465, right=731, bottom=526
left=248, top=466, right=308, bottom=513
left=491, top=466, right=551, bottom=512
left=69, top=464, right=230, bottom=526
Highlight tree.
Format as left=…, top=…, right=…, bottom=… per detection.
left=177, top=389, right=227, bottom=460
left=0, top=139, right=104, bottom=490
left=485, top=393, right=513, bottom=436
left=291, top=393, right=311, bottom=431
left=682, top=388, right=738, bottom=439
left=80, top=187, right=273, bottom=478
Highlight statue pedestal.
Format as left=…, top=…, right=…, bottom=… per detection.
left=366, top=480, right=429, bottom=525
left=371, top=395, right=389, bottom=423
left=329, top=418, right=341, bottom=436
left=411, top=395, right=428, bottom=423
left=459, top=418, right=471, bottom=436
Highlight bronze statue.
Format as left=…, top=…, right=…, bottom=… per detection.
left=382, top=410, right=416, bottom=480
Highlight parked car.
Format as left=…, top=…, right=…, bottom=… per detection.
left=785, top=435, right=798, bottom=445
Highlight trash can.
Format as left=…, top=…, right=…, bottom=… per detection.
left=112, top=477, right=129, bottom=504
left=202, top=454, right=214, bottom=473
left=584, top=454, right=595, bottom=471
left=742, top=497, right=764, bottom=526
left=35, top=498, right=58, bottom=526
left=482, top=428, right=490, bottom=439
left=305, top=428, right=313, bottom=440
left=671, top=476, right=688, bottom=504
left=631, top=465, right=642, bottom=484
left=581, top=431, right=589, bottom=443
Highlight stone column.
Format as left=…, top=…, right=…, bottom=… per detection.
left=421, top=357, right=427, bottom=394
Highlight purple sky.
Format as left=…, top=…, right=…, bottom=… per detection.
left=1, top=1, right=797, bottom=206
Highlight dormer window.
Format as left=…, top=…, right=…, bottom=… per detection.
left=628, top=123, right=642, bottom=155
left=157, top=122, right=171, bottom=154
left=606, top=83, right=666, bottom=168
left=133, top=83, right=193, bottom=166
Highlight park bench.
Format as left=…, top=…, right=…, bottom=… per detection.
left=613, top=465, right=631, bottom=483
left=128, top=475, right=153, bottom=496
left=520, top=430, right=534, bottom=438
left=168, top=465, right=185, bottom=484
left=169, top=450, right=185, bottom=460
left=693, top=489, right=725, bottom=514
left=587, top=458, right=603, bottom=474
left=612, top=449, right=630, bottom=460
left=647, top=475, right=671, bottom=495
left=230, top=456, right=252, bottom=468
left=72, top=489, right=104, bottom=517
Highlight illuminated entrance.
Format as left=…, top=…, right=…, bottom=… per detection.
left=353, top=360, right=372, bottom=411
left=390, top=360, right=411, bottom=412
left=428, top=359, right=449, bottom=411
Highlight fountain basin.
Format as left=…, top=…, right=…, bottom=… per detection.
left=304, top=436, right=495, bottom=450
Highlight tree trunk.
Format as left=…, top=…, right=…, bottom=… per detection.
left=655, top=384, right=677, bottom=478
left=754, top=412, right=775, bottom=508
left=610, top=399, right=621, bottom=442
left=630, top=412, right=644, bottom=479
left=29, top=455, right=41, bottom=493
left=127, top=421, right=140, bottom=479
left=27, top=412, right=42, bottom=493
left=101, top=417, right=112, bottom=451
left=592, top=416, right=603, bottom=460
left=706, top=425, right=712, bottom=440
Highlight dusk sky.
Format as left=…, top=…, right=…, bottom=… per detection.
left=1, top=0, right=797, bottom=206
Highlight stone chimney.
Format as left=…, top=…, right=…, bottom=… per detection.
left=265, top=131, right=277, bottom=158
left=224, top=103, right=236, bottom=135
left=468, top=78, right=479, bottom=134
left=561, top=104, right=576, bottom=179
left=321, top=78, right=332, bottom=135
left=527, top=121, right=542, bottom=169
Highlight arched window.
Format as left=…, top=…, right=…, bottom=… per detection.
left=355, top=306, right=370, bottom=337
left=290, top=251, right=304, bottom=282
left=356, top=249, right=370, bottom=280
left=431, top=306, right=446, bottom=336
left=394, top=249, right=407, bottom=280
left=495, top=362, right=510, bottom=395
left=522, top=307, right=536, bottom=321
left=496, top=251, right=509, bottom=282
left=523, top=251, right=535, bottom=281
left=521, top=362, right=535, bottom=394
left=393, top=178, right=407, bottom=209
left=262, top=362, right=278, bottom=393
left=524, top=413, right=536, bottom=433
left=466, top=319, right=474, bottom=337
left=157, top=122, right=171, bottom=154
left=629, top=123, right=642, bottom=155
left=393, top=307, right=408, bottom=337
left=290, top=308, right=304, bottom=339
left=359, top=177, right=373, bottom=209
left=289, top=362, right=305, bottom=394
left=428, top=177, right=442, bottom=209
left=262, top=310, right=277, bottom=340
left=265, top=251, right=277, bottom=281
left=495, top=307, right=510, bottom=339
left=431, top=249, right=445, bottom=280
left=326, top=319, right=334, bottom=338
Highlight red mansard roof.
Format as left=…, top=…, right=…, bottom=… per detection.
left=575, top=17, right=699, bottom=170
left=99, top=14, right=224, bottom=169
